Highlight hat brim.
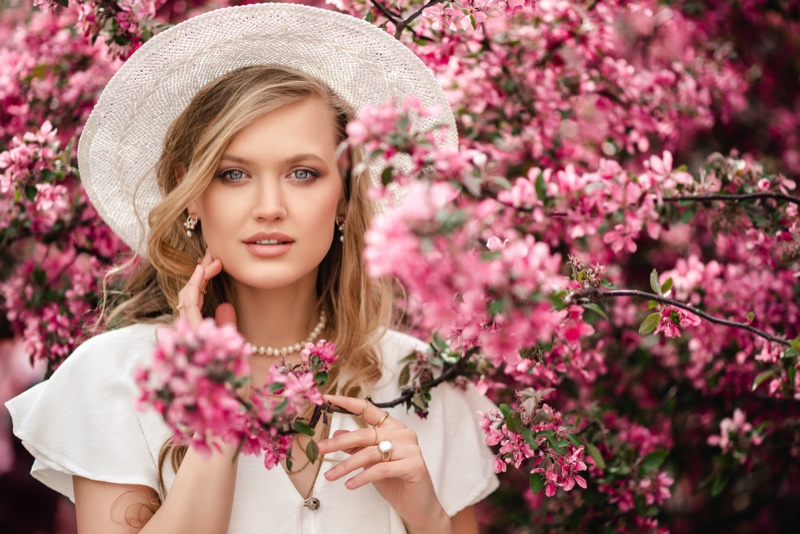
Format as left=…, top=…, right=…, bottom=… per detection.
left=78, top=3, right=456, bottom=257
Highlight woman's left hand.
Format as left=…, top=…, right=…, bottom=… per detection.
left=318, top=395, right=451, bottom=534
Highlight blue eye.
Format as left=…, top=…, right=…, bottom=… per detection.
left=292, top=169, right=317, bottom=181
left=218, top=169, right=245, bottom=182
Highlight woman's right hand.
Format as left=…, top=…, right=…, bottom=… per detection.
left=176, top=249, right=235, bottom=328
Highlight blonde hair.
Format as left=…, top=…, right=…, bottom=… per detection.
left=103, top=66, right=393, bottom=496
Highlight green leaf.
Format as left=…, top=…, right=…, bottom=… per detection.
left=566, top=434, right=581, bottom=447
left=499, top=403, right=513, bottom=418
left=600, top=280, right=618, bottom=289
left=488, top=298, right=505, bottom=316
left=585, top=442, right=606, bottom=469
left=747, top=311, right=755, bottom=323
left=470, top=14, right=477, bottom=28
left=293, top=420, right=314, bottom=436
left=582, top=302, right=608, bottom=320
left=365, top=9, right=374, bottom=22
left=530, top=472, right=546, bottom=494
left=285, top=447, right=293, bottom=471
left=380, top=166, right=394, bottom=186
left=25, top=185, right=38, bottom=202
left=314, top=371, right=329, bottom=386
left=306, top=440, right=319, bottom=464
left=639, top=312, right=661, bottom=335
left=710, top=473, right=729, bottom=497
left=536, top=429, right=555, bottom=439
left=661, top=277, right=673, bottom=295
left=535, top=172, right=547, bottom=200
left=640, top=449, right=668, bottom=474
left=546, top=435, right=565, bottom=456
left=649, top=269, right=661, bottom=295
left=647, top=300, right=659, bottom=309
left=520, top=427, right=540, bottom=451
left=398, top=364, right=411, bottom=386
left=791, top=337, right=800, bottom=352
left=752, top=370, right=775, bottom=392
left=505, top=414, right=522, bottom=434
left=270, top=382, right=284, bottom=393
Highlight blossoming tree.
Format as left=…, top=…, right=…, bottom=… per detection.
left=2, top=0, right=798, bottom=532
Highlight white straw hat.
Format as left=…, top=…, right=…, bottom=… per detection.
left=78, top=3, right=457, bottom=257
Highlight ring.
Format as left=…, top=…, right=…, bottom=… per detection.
left=373, top=427, right=379, bottom=446
left=374, top=411, right=390, bottom=428
left=378, top=440, right=393, bottom=462
left=176, top=304, right=184, bottom=311
left=356, top=398, right=369, bottom=419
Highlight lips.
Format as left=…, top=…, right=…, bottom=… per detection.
left=243, top=232, right=294, bottom=245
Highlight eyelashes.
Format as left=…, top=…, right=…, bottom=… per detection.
left=215, top=167, right=320, bottom=184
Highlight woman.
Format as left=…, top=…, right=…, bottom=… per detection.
left=6, top=4, right=497, bottom=533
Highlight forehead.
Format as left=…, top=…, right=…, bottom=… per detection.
left=224, top=97, right=339, bottom=155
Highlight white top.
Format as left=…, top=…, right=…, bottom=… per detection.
left=6, top=323, right=499, bottom=533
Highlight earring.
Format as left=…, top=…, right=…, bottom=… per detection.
left=184, top=214, right=198, bottom=238
left=336, top=216, right=345, bottom=243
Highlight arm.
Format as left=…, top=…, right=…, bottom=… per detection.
left=74, top=252, right=238, bottom=533
left=73, top=439, right=239, bottom=534
left=320, top=395, right=484, bottom=534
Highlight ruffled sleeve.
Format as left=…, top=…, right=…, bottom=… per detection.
left=373, top=330, right=499, bottom=517
left=4, top=323, right=169, bottom=502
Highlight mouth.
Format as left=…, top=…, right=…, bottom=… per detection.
left=248, top=239, right=292, bottom=245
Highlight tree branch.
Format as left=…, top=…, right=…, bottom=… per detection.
left=394, top=0, right=442, bottom=39
left=327, top=348, right=478, bottom=415
left=571, top=287, right=792, bottom=347
left=663, top=192, right=800, bottom=207
left=370, top=0, right=401, bottom=23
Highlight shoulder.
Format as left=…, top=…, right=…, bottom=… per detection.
left=59, top=322, right=161, bottom=375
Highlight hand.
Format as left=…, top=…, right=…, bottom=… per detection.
left=176, top=249, right=232, bottom=328
left=318, top=395, right=451, bottom=534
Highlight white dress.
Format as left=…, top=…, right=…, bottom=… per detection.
left=6, top=324, right=499, bottom=533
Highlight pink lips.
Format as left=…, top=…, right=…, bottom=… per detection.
left=243, top=232, right=294, bottom=258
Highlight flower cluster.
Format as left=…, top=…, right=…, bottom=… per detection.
left=136, top=319, right=339, bottom=468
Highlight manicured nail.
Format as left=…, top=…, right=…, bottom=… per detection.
left=345, top=479, right=354, bottom=489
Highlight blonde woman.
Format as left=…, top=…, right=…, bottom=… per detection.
left=7, top=5, right=497, bottom=533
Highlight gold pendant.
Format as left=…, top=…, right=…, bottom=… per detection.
left=303, top=497, right=320, bottom=510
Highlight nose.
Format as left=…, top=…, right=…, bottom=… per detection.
left=251, top=176, right=287, bottom=221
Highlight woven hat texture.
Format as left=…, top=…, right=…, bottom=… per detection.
left=78, top=3, right=457, bottom=257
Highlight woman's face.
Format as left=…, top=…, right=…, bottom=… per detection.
left=191, top=97, right=343, bottom=294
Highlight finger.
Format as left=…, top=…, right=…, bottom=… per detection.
left=215, top=303, right=237, bottom=326
left=344, top=457, right=425, bottom=490
left=323, top=394, right=404, bottom=429
left=178, top=264, right=206, bottom=328
left=323, top=440, right=411, bottom=482
left=318, top=427, right=378, bottom=455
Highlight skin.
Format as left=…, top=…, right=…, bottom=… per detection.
left=73, top=98, right=481, bottom=533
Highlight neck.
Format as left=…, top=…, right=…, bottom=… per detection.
left=232, top=281, right=320, bottom=353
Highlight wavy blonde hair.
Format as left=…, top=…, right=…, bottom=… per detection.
left=104, top=65, right=393, bottom=496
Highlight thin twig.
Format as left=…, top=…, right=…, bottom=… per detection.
left=571, top=287, right=791, bottom=347
left=663, top=192, right=800, bottom=207
left=327, top=348, right=478, bottom=413
left=394, top=0, right=442, bottom=39
left=370, top=0, right=401, bottom=23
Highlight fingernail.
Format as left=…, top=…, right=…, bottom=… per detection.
left=317, top=440, right=327, bottom=450
left=345, top=479, right=354, bottom=489
left=324, top=469, right=333, bottom=480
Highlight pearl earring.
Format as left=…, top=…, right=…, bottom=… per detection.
left=336, top=217, right=345, bottom=243
left=184, top=214, right=198, bottom=238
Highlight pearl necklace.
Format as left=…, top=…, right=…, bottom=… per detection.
left=249, top=311, right=327, bottom=356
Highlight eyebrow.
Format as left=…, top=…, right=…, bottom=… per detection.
left=219, top=153, right=328, bottom=167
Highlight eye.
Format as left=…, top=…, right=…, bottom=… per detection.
left=291, top=168, right=318, bottom=181
left=218, top=169, right=246, bottom=182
